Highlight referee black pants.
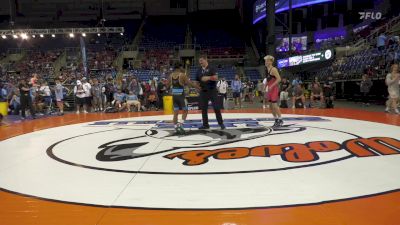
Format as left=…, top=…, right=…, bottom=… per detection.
left=199, top=89, right=223, bottom=127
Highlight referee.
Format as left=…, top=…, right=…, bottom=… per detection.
left=196, top=55, right=225, bottom=130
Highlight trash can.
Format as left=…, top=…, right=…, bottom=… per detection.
left=163, top=96, right=173, bottom=115
left=0, top=102, right=8, bottom=116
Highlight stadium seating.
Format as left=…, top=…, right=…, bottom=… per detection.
left=140, top=17, right=186, bottom=49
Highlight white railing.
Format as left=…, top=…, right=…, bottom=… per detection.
left=354, top=13, right=400, bottom=48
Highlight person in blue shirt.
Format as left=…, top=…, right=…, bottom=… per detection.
left=377, top=34, right=387, bottom=51
left=231, top=75, right=242, bottom=108
left=0, top=83, right=7, bottom=102
left=113, top=88, right=126, bottom=111
left=126, top=91, right=141, bottom=112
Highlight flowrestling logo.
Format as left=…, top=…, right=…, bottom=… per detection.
left=359, top=12, right=382, bottom=20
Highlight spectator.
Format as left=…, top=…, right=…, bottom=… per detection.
left=279, top=77, right=291, bottom=108
left=33, top=92, right=45, bottom=114
left=128, top=78, right=140, bottom=95
left=54, top=79, right=68, bottom=115
left=104, top=78, right=115, bottom=107
left=74, top=80, right=87, bottom=114
left=9, top=93, right=21, bottom=115
left=246, top=81, right=254, bottom=104
left=91, top=78, right=104, bottom=112
left=157, top=78, right=168, bottom=110
left=323, top=76, right=336, bottom=108
left=150, top=80, right=157, bottom=92
left=126, top=91, right=141, bottom=112
left=231, top=75, right=242, bottom=109
left=147, top=91, right=158, bottom=110
left=113, top=88, right=126, bottom=111
left=121, top=78, right=128, bottom=93
left=292, top=83, right=306, bottom=109
left=292, top=77, right=302, bottom=87
left=39, top=81, right=52, bottom=114
left=217, top=77, right=228, bottom=109
left=256, top=80, right=264, bottom=103
left=310, top=82, right=324, bottom=108
left=385, top=64, right=399, bottom=114
left=19, top=79, right=36, bottom=120
left=30, top=73, right=39, bottom=87
left=359, top=74, right=373, bottom=106
left=0, top=83, right=7, bottom=101
left=82, top=78, right=92, bottom=112
left=377, top=33, right=387, bottom=51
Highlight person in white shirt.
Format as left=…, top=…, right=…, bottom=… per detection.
left=39, top=81, right=52, bottom=114
left=385, top=63, right=400, bottom=114
left=82, top=77, right=92, bottom=112
left=74, top=80, right=87, bottom=114
left=262, top=77, right=268, bottom=109
left=217, top=77, right=228, bottom=109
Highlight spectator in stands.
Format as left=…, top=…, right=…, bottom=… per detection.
left=39, top=81, right=52, bottom=114
left=0, top=83, right=7, bottom=101
left=9, top=92, right=21, bottom=115
left=292, top=77, right=302, bottom=87
left=19, top=79, right=36, bottom=120
left=121, top=78, right=128, bottom=93
left=157, top=78, right=168, bottom=110
left=34, top=91, right=46, bottom=114
left=231, top=75, right=242, bottom=109
left=217, top=77, right=228, bottom=109
left=126, top=91, right=141, bottom=112
left=246, top=81, right=254, bottom=104
left=323, top=76, right=336, bottom=108
left=150, top=80, right=157, bottom=92
left=292, top=83, right=306, bottom=109
left=359, top=74, right=373, bottom=106
left=74, top=80, right=87, bottom=114
left=310, top=82, right=324, bottom=108
left=385, top=63, right=399, bottom=114
left=54, top=79, right=67, bottom=115
left=377, top=33, right=387, bottom=51
left=30, top=79, right=39, bottom=105
left=91, top=78, right=104, bottom=112
left=256, top=80, right=264, bottom=103
left=129, top=78, right=140, bottom=96
left=113, top=88, right=127, bottom=111
left=147, top=91, right=158, bottom=110
left=30, top=73, right=39, bottom=87
left=82, top=78, right=92, bottom=112
left=279, top=77, right=290, bottom=108
left=104, top=78, right=115, bottom=107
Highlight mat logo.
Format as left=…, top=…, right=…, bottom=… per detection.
left=165, top=137, right=400, bottom=166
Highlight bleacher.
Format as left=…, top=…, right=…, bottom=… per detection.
left=245, top=69, right=262, bottom=81
left=189, top=66, right=237, bottom=81
left=140, top=17, right=186, bottom=49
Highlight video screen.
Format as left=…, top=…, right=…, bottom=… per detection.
left=253, top=0, right=333, bottom=24
left=276, top=36, right=307, bottom=52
